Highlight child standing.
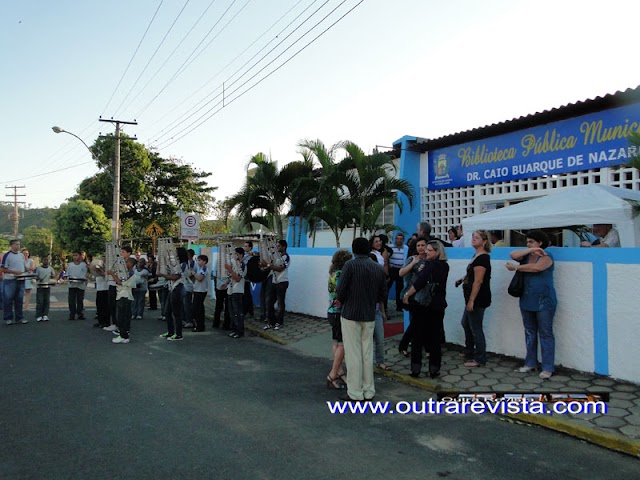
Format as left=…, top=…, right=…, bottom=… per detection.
left=192, top=254, right=209, bottom=332
left=35, top=256, right=55, bottom=322
left=107, top=258, right=139, bottom=344
left=226, top=247, right=246, bottom=338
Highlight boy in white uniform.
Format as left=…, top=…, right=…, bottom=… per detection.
left=35, top=255, right=55, bottom=322
left=226, top=247, right=246, bottom=338
left=107, top=258, right=140, bottom=344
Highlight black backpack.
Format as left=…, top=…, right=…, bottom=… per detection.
left=245, top=255, right=269, bottom=283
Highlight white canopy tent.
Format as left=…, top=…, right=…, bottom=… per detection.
left=461, top=184, right=640, bottom=247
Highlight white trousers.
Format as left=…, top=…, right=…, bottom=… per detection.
left=340, top=317, right=375, bottom=400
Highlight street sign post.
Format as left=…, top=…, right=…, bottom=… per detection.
left=179, top=213, right=200, bottom=240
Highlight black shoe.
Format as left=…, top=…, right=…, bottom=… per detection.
left=192, top=327, right=205, bottom=332
left=231, top=332, right=244, bottom=338
left=338, top=393, right=363, bottom=402
left=228, top=331, right=237, bottom=337
left=78, top=315, right=86, bottom=320
left=430, top=371, right=440, bottom=379
left=409, top=372, right=420, bottom=378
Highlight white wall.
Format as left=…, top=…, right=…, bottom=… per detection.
left=607, top=263, right=640, bottom=381
left=276, top=247, right=640, bottom=384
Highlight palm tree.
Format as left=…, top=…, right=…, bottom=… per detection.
left=226, top=152, right=313, bottom=240
left=339, top=141, right=415, bottom=237
left=297, top=139, right=355, bottom=247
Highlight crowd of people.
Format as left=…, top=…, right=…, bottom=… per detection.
left=0, top=220, right=619, bottom=397
left=0, top=238, right=292, bottom=348
left=325, top=220, right=579, bottom=401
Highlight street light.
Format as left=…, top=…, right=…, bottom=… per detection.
left=51, top=126, right=94, bottom=156
left=52, top=125, right=120, bottom=243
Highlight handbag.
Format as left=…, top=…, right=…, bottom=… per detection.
left=412, top=267, right=437, bottom=307
left=507, top=258, right=526, bottom=297
left=414, top=280, right=437, bottom=307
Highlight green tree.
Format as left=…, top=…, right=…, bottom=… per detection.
left=54, top=199, right=111, bottom=256
left=339, top=141, right=415, bottom=237
left=75, top=136, right=216, bottom=239
left=22, top=226, right=54, bottom=258
left=227, top=153, right=313, bottom=239
left=296, top=139, right=354, bottom=247
left=200, top=200, right=233, bottom=236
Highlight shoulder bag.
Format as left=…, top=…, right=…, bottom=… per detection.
left=413, top=268, right=438, bottom=307
left=507, top=258, right=525, bottom=297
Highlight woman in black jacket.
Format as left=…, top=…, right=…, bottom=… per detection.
left=402, top=240, right=449, bottom=378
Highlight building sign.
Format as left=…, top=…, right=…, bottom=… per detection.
left=428, top=103, right=640, bottom=189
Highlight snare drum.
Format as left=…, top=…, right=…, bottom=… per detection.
left=16, top=273, right=37, bottom=281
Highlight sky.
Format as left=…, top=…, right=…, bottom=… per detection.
left=2, top=0, right=640, bottom=215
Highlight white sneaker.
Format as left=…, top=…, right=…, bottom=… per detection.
left=43, top=316, right=49, bottom=322
left=20, top=319, right=29, bottom=324
left=103, top=324, right=117, bottom=332
left=5, top=320, right=14, bottom=325
left=112, top=336, right=130, bottom=344
left=517, top=366, right=536, bottom=373
left=136, top=316, right=142, bottom=320
left=36, top=317, right=43, bottom=322
left=539, top=371, right=553, bottom=380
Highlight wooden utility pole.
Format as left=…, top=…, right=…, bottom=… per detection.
left=99, top=117, right=137, bottom=243
left=5, top=185, right=26, bottom=238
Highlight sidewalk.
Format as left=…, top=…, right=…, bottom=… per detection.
left=204, top=297, right=640, bottom=458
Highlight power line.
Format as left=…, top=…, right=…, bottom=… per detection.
left=113, top=0, right=193, bottom=117
left=1, top=161, right=95, bottom=184
left=152, top=0, right=333, bottom=147
left=146, top=0, right=314, bottom=142
left=160, top=0, right=365, bottom=150
left=116, top=0, right=221, bottom=119
left=102, top=0, right=165, bottom=115
left=134, top=0, right=246, bottom=119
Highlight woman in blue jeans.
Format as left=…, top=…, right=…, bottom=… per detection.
left=506, top=230, right=557, bottom=380
left=455, top=230, right=492, bottom=367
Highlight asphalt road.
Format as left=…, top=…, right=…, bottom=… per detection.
left=1, top=287, right=638, bottom=479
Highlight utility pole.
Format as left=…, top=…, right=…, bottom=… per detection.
left=99, top=117, right=137, bottom=243
left=5, top=185, right=26, bottom=238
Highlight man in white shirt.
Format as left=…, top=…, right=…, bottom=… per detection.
left=388, top=233, right=408, bottom=312
left=262, top=240, right=290, bottom=331
left=581, top=224, right=621, bottom=248
left=1, top=239, right=27, bottom=325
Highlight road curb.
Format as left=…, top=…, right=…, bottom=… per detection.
left=246, top=324, right=290, bottom=345
left=207, top=310, right=640, bottom=458
left=373, top=368, right=640, bottom=458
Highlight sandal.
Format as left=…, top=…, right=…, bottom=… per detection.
left=376, top=363, right=391, bottom=371
left=337, top=373, right=347, bottom=385
left=326, top=375, right=343, bottom=390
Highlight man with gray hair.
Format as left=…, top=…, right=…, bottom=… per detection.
left=336, top=237, right=388, bottom=401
